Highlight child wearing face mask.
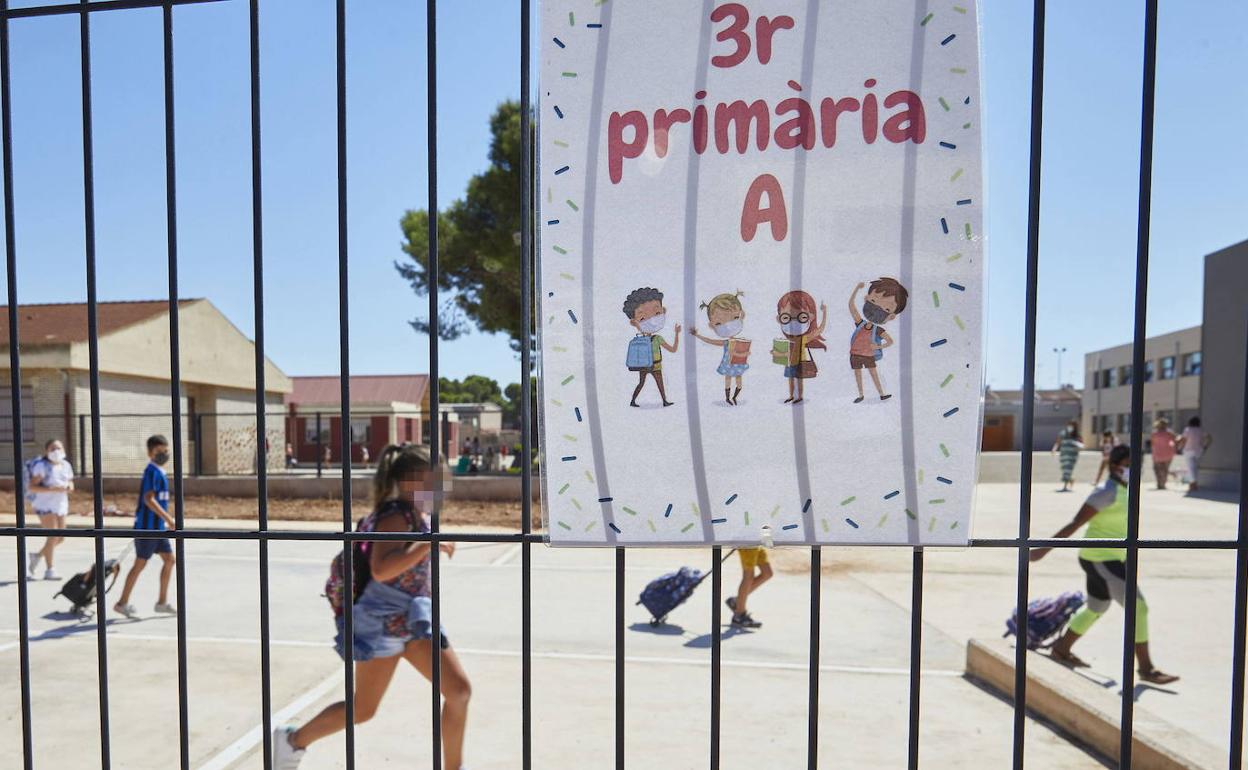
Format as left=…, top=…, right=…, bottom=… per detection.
left=274, top=444, right=471, bottom=770
left=623, top=286, right=682, bottom=407
left=114, top=435, right=178, bottom=619
left=690, top=290, right=750, bottom=405
left=27, top=438, right=74, bottom=580
left=847, top=278, right=909, bottom=403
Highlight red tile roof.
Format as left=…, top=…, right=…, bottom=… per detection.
left=288, top=374, right=430, bottom=407
left=0, top=300, right=197, bottom=346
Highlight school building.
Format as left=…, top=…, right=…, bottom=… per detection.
left=1080, top=325, right=1203, bottom=441
left=284, top=375, right=431, bottom=464
left=981, top=386, right=1082, bottom=451
left=0, top=299, right=291, bottom=475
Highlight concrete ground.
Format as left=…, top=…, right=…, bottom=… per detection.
left=0, top=480, right=1239, bottom=768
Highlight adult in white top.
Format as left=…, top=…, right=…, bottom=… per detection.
left=1177, top=416, right=1212, bottom=493
left=28, top=438, right=74, bottom=580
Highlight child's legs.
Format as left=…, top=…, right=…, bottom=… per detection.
left=291, top=655, right=402, bottom=749
left=36, top=513, right=62, bottom=564
left=156, top=550, right=175, bottom=604
left=405, top=641, right=471, bottom=769
left=787, top=377, right=795, bottom=398
left=735, top=569, right=755, bottom=613
left=653, top=371, right=669, bottom=401
left=118, top=558, right=147, bottom=605
left=853, top=368, right=864, bottom=396
left=867, top=366, right=885, bottom=395
left=631, top=371, right=649, bottom=402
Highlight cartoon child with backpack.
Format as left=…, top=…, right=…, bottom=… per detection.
left=847, top=277, right=909, bottom=403
left=624, top=286, right=682, bottom=407
left=689, top=290, right=751, bottom=405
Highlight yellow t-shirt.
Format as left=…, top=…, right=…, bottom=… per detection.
left=1079, top=479, right=1127, bottom=562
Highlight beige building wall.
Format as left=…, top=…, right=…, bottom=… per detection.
left=1081, top=325, right=1202, bottom=441
left=1199, top=240, right=1247, bottom=490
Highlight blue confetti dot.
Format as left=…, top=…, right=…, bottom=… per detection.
left=553, top=37, right=566, bottom=48
left=939, top=141, right=957, bottom=149
left=547, top=219, right=560, bottom=225
left=608, top=522, right=621, bottom=534
left=802, top=498, right=812, bottom=513
left=586, top=23, right=602, bottom=28
left=664, top=503, right=673, bottom=518
left=940, top=33, right=956, bottom=45
left=948, top=282, right=966, bottom=292
left=725, top=494, right=738, bottom=505
left=956, top=198, right=972, bottom=206
left=555, top=165, right=570, bottom=175
left=574, top=407, right=583, bottom=422
left=711, top=518, right=727, bottom=524
left=937, top=476, right=953, bottom=485
left=598, top=496, right=613, bottom=503
left=845, top=518, right=860, bottom=529
left=943, top=407, right=960, bottom=418
left=567, top=309, right=578, bottom=323
left=884, top=490, right=900, bottom=500
left=940, top=217, right=949, bottom=234
left=554, top=105, right=564, bottom=119
left=781, top=523, right=799, bottom=531
left=930, top=338, right=948, bottom=348
left=560, top=455, right=577, bottom=461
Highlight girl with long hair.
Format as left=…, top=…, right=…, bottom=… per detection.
left=775, top=290, right=827, bottom=404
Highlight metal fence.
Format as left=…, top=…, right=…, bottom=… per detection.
left=0, top=1, right=1244, bottom=770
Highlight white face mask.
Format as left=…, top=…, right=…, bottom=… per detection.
left=638, top=314, right=666, bottom=334
left=713, top=319, right=743, bottom=338
left=48, top=449, right=65, bottom=463
left=782, top=320, right=808, bottom=336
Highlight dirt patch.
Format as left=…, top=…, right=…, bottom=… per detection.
left=0, top=490, right=539, bottom=530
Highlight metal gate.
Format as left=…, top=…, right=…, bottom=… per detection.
left=1, top=1, right=1245, bottom=769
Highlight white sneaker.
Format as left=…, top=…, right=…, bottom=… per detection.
left=27, top=553, right=41, bottom=579
left=114, top=603, right=138, bottom=619
left=44, top=568, right=59, bottom=581
left=153, top=602, right=177, bottom=615
left=272, top=726, right=305, bottom=769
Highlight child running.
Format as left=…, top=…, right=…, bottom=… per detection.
left=690, top=290, right=750, bottom=405
left=726, top=547, right=772, bottom=629
left=114, top=435, right=177, bottom=618
left=1030, top=444, right=1179, bottom=684
left=27, top=438, right=74, bottom=580
left=274, top=444, right=471, bottom=770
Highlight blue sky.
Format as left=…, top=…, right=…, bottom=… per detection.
left=0, top=0, right=1244, bottom=393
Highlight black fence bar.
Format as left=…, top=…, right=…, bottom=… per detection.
left=1012, top=2, right=1046, bottom=766
left=247, top=0, right=275, bottom=766
left=78, top=2, right=114, bottom=765
left=1119, top=2, right=1160, bottom=765
left=3, top=0, right=222, bottom=21
left=333, top=0, right=355, bottom=765
left=1229, top=314, right=1248, bottom=770
left=159, top=5, right=191, bottom=767
left=519, top=0, right=534, bottom=764
left=425, top=0, right=443, bottom=767
left=710, top=548, right=722, bottom=769
left=615, top=548, right=625, bottom=770
left=808, top=547, right=821, bottom=769
left=0, top=4, right=33, bottom=765
left=908, top=548, right=924, bottom=769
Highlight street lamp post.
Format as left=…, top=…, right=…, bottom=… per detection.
left=1052, top=346, right=1067, bottom=389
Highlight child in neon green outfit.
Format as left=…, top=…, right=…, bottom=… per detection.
left=1030, top=444, right=1178, bottom=685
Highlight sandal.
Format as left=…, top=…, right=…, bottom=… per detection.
left=1049, top=648, right=1090, bottom=668
left=1139, top=668, right=1179, bottom=685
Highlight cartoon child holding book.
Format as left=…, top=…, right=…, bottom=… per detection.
left=773, top=290, right=828, bottom=404
left=689, top=290, right=751, bottom=405
left=623, top=287, right=682, bottom=407
left=847, top=277, right=909, bottom=402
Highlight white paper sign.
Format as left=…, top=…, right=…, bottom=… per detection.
left=538, top=0, right=984, bottom=546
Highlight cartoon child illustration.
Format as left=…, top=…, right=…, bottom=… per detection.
left=623, top=287, right=682, bottom=407
left=773, top=290, right=827, bottom=404
left=690, top=290, right=751, bottom=405
left=847, top=277, right=909, bottom=402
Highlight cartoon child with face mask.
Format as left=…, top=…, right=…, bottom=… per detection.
left=690, top=290, right=750, bottom=405
left=847, top=277, right=909, bottom=402
left=775, top=290, right=828, bottom=404
left=623, top=287, right=682, bottom=407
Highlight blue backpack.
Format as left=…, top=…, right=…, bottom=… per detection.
left=850, top=320, right=885, bottom=361
left=21, top=456, right=49, bottom=503
left=1005, top=591, right=1085, bottom=649
left=626, top=334, right=655, bottom=371
left=638, top=566, right=703, bottom=625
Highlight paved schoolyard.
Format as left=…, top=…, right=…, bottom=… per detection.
left=0, top=481, right=1239, bottom=768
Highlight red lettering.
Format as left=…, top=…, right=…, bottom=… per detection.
left=714, top=99, right=770, bottom=154
left=754, top=15, right=794, bottom=65
left=653, top=108, right=691, bottom=158
left=693, top=102, right=709, bottom=154
left=741, top=174, right=788, bottom=242
left=710, top=3, right=750, bottom=68
left=818, top=97, right=860, bottom=148
left=607, top=110, right=648, bottom=184
left=774, top=97, right=815, bottom=150
left=881, top=91, right=926, bottom=144
left=861, top=93, right=878, bottom=144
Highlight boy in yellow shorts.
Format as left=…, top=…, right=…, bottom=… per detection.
left=726, top=547, right=772, bottom=628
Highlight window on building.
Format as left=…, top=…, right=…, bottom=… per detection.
left=1117, top=413, right=1131, bottom=435
left=1143, top=360, right=1154, bottom=383
left=0, top=386, right=34, bottom=443
left=350, top=418, right=371, bottom=444
left=1118, top=365, right=1133, bottom=386
left=304, top=422, right=330, bottom=444
left=1159, top=356, right=1176, bottom=380
left=1182, top=351, right=1202, bottom=376
left=1104, top=368, right=1117, bottom=388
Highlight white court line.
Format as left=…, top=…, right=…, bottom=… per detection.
left=197, top=671, right=341, bottom=770
left=0, top=627, right=962, bottom=677
left=489, top=543, right=522, bottom=566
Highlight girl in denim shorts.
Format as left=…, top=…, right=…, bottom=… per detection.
left=274, top=444, right=471, bottom=770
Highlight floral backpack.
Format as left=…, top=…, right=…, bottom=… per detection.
left=324, top=500, right=419, bottom=618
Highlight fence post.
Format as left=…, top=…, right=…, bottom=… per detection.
left=315, top=411, right=323, bottom=478
left=77, top=413, right=86, bottom=474
left=194, top=414, right=203, bottom=477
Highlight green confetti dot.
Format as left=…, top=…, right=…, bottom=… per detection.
left=962, top=122, right=972, bottom=129
left=939, top=443, right=950, bottom=457
left=950, top=520, right=959, bottom=529
left=928, top=498, right=946, bottom=505
left=562, top=434, right=577, bottom=442
left=950, top=168, right=964, bottom=182
left=560, top=375, right=575, bottom=386
left=560, top=272, right=575, bottom=281
left=954, top=315, right=966, bottom=331
left=953, top=6, right=967, bottom=13
left=920, top=12, right=934, bottom=25
left=553, top=139, right=569, bottom=148
left=567, top=11, right=575, bottom=25
left=566, top=199, right=580, bottom=211
left=558, top=521, right=572, bottom=530
left=552, top=245, right=568, bottom=255
left=647, top=519, right=656, bottom=532
left=951, top=67, right=967, bottom=74
left=622, top=506, right=638, bottom=516
left=585, top=521, right=596, bottom=532
left=551, top=398, right=564, bottom=407
left=744, top=510, right=750, bottom=525
left=558, top=483, right=570, bottom=495
left=821, top=518, right=829, bottom=532
left=584, top=470, right=595, bottom=484
left=947, top=252, right=963, bottom=263
left=932, top=291, right=940, bottom=308
left=691, top=502, right=700, bottom=516
left=918, top=469, right=925, bottom=484
left=681, top=522, right=695, bottom=533
left=964, top=222, right=973, bottom=238
left=928, top=517, right=937, bottom=532
left=553, top=346, right=568, bottom=353
left=905, top=508, right=917, bottom=520
left=940, top=373, right=954, bottom=388
left=938, top=96, right=950, bottom=111
left=769, top=504, right=780, bottom=518
left=571, top=498, right=582, bottom=510
left=840, top=496, right=856, bottom=506
left=561, top=71, right=577, bottom=78
left=877, top=514, right=889, bottom=527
